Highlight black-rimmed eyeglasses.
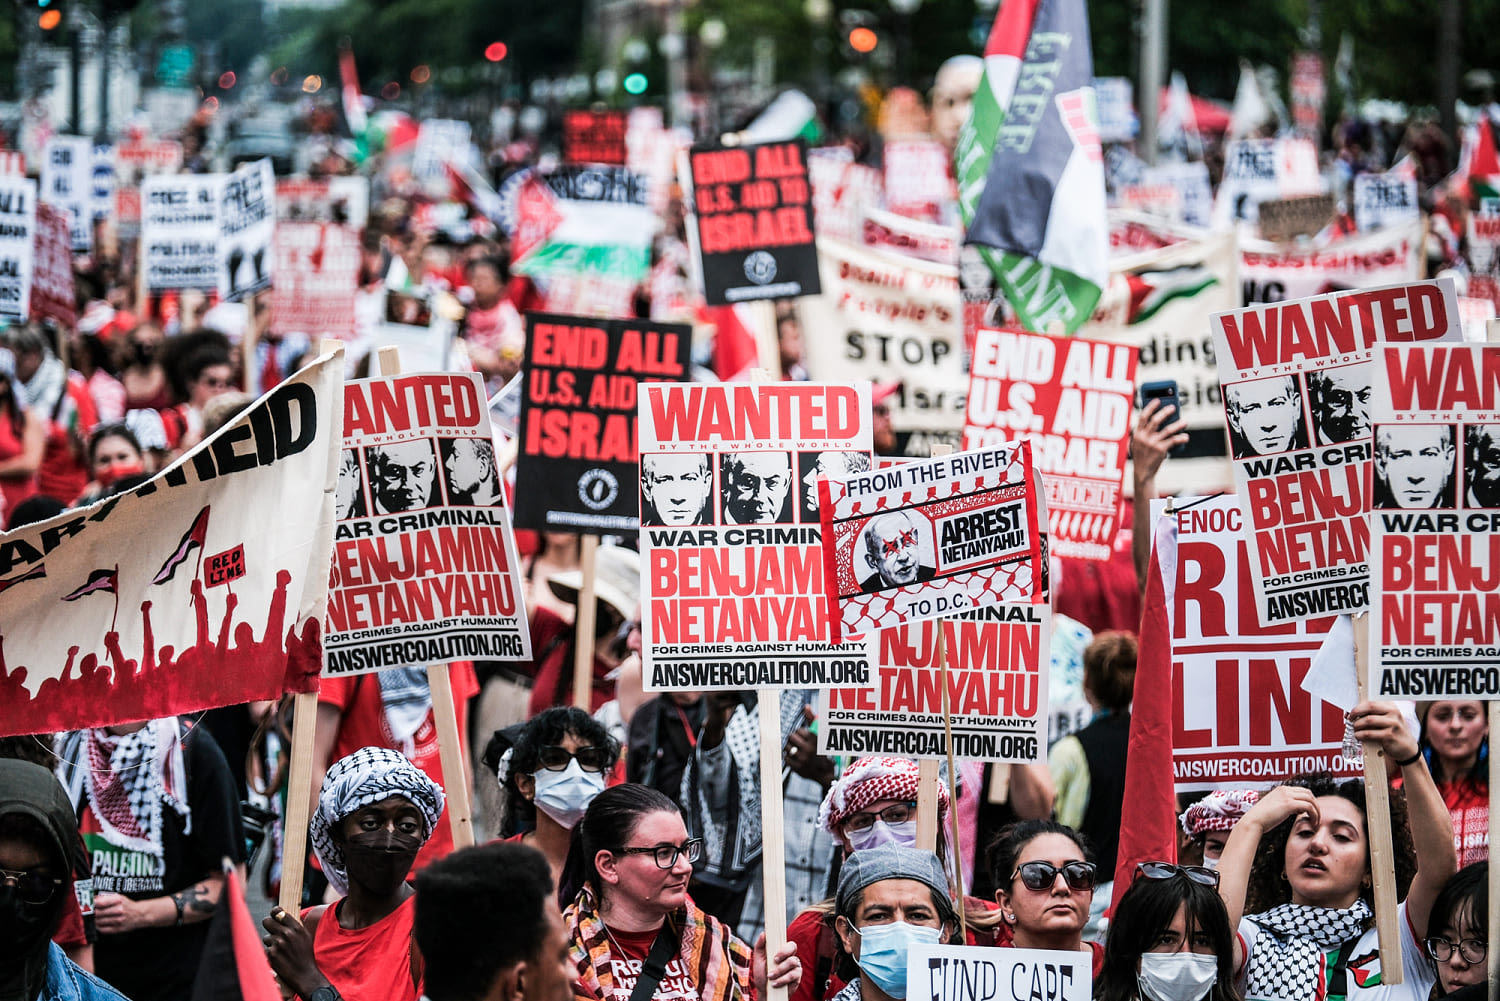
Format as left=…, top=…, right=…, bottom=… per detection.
left=620, top=839, right=704, bottom=869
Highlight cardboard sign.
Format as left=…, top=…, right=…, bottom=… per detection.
left=907, top=944, right=1090, bottom=1001
left=1211, top=280, right=1462, bottom=626
left=820, top=603, right=1049, bottom=761
left=1370, top=343, right=1500, bottom=697
left=684, top=139, right=821, bottom=305
left=31, top=202, right=74, bottom=328
left=0, top=176, right=35, bottom=323
left=514, top=313, right=692, bottom=534
left=563, top=110, right=628, bottom=165
left=1141, top=162, right=1213, bottom=228
left=819, top=442, right=1045, bottom=640
left=882, top=139, right=952, bottom=222
left=965, top=330, right=1136, bottom=560
left=1257, top=193, right=1336, bottom=243
left=1241, top=220, right=1423, bottom=306
left=800, top=238, right=965, bottom=456
left=41, top=135, right=92, bottom=252
left=1466, top=215, right=1500, bottom=317
left=142, top=174, right=219, bottom=291
left=374, top=289, right=456, bottom=373
left=269, top=222, right=360, bottom=340
left=638, top=382, right=873, bottom=691
left=808, top=149, right=882, bottom=244
left=1354, top=170, right=1419, bottom=232
left=218, top=158, right=275, bottom=301
left=861, top=206, right=961, bottom=265
left=0, top=356, right=341, bottom=736
left=90, top=145, right=114, bottom=223
left=275, top=176, right=370, bottom=228
left=326, top=371, right=531, bottom=675
left=1159, top=495, right=1356, bottom=791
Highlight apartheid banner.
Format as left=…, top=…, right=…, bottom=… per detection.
left=801, top=237, right=966, bottom=456
left=819, top=602, right=1050, bottom=762
left=0, top=175, right=35, bottom=323
left=1084, top=220, right=1237, bottom=494
left=908, top=944, right=1090, bottom=1001
left=30, top=203, right=74, bottom=328
left=218, top=158, right=275, bottom=302
left=40, top=135, right=92, bottom=252
left=1240, top=219, right=1423, bottom=306
left=1212, top=280, right=1462, bottom=627
left=638, top=382, right=873, bottom=691
left=142, top=173, right=220, bottom=291
left=1157, top=495, right=1356, bottom=792
left=819, top=442, right=1045, bottom=640
left=514, top=313, right=692, bottom=533
left=964, top=329, right=1137, bottom=560
left=0, top=355, right=342, bottom=736
left=1353, top=169, right=1419, bottom=232
left=269, top=222, right=360, bottom=341
left=563, top=110, right=628, bottom=165
left=1370, top=343, right=1500, bottom=698
left=682, top=139, right=820, bottom=305
left=326, top=371, right=531, bottom=676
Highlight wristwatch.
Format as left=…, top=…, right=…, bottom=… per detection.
left=309, top=987, right=342, bottom=1001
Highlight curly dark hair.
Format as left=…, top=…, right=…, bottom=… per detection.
left=1244, top=772, right=1416, bottom=916
left=487, top=706, right=620, bottom=837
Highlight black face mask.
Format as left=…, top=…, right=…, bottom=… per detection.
left=0, top=887, right=61, bottom=1001
left=342, top=831, right=421, bottom=893
left=131, top=342, right=156, bottom=365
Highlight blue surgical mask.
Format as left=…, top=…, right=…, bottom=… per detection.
left=847, top=819, right=918, bottom=852
left=1137, top=952, right=1218, bottom=1001
left=532, top=759, right=606, bottom=829
left=853, top=921, right=942, bottom=999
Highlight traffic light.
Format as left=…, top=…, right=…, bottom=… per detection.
left=623, top=72, right=648, bottom=95
left=840, top=9, right=880, bottom=57
left=37, top=0, right=63, bottom=34
left=484, top=41, right=508, bottom=62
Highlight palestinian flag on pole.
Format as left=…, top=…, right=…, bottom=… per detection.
left=958, top=0, right=1107, bottom=334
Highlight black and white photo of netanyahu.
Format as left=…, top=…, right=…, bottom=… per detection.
left=799, top=450, right=871, bottom=523
left=1374, top=424, right=1456, bottom=510
left=441, top=437, right=504, bottom=506
left=641, top=452, right=713, bottom=526
left=1225, top=374, right=1308, bottom=458
left=1307, top=366, right=1372, bottom=446
left=367, top=439, right=443, bottom=513
left=720, top=451, right=794, bottom=524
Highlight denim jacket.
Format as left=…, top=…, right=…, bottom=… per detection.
left=43, top=943, right=132, bottom=1001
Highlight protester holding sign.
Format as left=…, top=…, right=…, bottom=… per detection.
left=988, top=821, right=1103, bottom=975
left=1094, top=863, right=1237, bottom=1001
left=563, top=784, right=802, bottom=1001
left=1216, top=703, right=1456, bottom=1000
left=829, top=844, right=960, bottom=1001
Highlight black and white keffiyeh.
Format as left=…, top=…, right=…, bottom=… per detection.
left=310, top=746, right=445, bottom=895
left=377, top=667, right=433, bottom=752
left=1245, top=898, right=1372, bottom=1001
left=56, top=720, right=190, bottom=862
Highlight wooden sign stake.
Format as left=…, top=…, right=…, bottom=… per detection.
left=1352, top=612, right=1402, bottom=984
left=1489, top=702, right=1499, bottom=991
left=572, top=534, right=600, bottom=708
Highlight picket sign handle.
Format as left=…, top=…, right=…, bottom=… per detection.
left=1352, top=612, right=1402, bottom=984
left=277, top=690, right=320, bottom=914
left=915, top=760, right=941, bottom=852
left=572, top=535, right=600, bottom=708
left=757, top=689, right=790, bottom=1001
left=1489, top=702, right=1499, bottom=991
left=376, top=346, right=474, bottom=850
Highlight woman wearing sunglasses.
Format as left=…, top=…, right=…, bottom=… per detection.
left=1424, top=862, right=1487, bottom=999
left=491, top=707, right=620, bottom=891
left=565, top=784, right=802, bottom=1001
left=1216, top=702, right=1457, bottom=1001
left=1095, top=863, right=1237, bottom=1001
left=989, top=820, right=1103, bottom=976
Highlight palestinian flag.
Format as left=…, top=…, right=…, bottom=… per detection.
left=189, top=863, right=280, bottom=1001
left=959, top=0, right=1107, bottom=334
left=151, top=506, right=210, bottom=586
left=61, top=567, right=117, bottom=603
left=1125, top=264, right=1217, bottom=324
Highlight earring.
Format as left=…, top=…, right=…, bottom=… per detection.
left=1004, top=912, right=1015, bottom=922
left=1279, top=871, right=1289, bottom=883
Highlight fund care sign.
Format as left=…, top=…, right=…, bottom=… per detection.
left=638, top=383, right=872, bottom=691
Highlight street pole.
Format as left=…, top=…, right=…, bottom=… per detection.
left=1137, top=0, right=1166, bottom=165
left=99, top=17, right=111, bottom=142
left=69, top=26, right=82, bottom=135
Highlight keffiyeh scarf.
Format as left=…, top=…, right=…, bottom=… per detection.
left=377, top=666, right=433, bottom=752
left=1245, top=899, right=1372, bottom=1001
left=309, top=746, right=445, bottom=895
left=57, top=721, right=190, bottom=862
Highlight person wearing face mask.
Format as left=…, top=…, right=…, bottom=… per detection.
left=1095, top=863, right=1237, bottom=1001
left=74, top=424, right=149, bottom=506
left=1177, top=790, right=1259, bottom=872
left=830, top=844, right=960, bottom=1001
left=261, top=747, right=445, bottom=1001
left=489, top=708, right=620, bottom=896
left=0, top=759, right=129, bottom=1001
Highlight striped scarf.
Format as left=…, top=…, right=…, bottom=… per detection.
left=564, top=885, right=753, bottom=1001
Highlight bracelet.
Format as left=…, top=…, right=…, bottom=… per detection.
left=173, top=894, right=184, bottom=927
left=1393, top=749, right=1423, bottom=768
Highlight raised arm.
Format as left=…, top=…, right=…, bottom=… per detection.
left=1215, top=784, right=1321, bottom=971
left=1131, top=399, right=1189, bottom=590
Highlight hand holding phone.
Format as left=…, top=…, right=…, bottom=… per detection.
left=1139, top=379, right=1188, bottom=457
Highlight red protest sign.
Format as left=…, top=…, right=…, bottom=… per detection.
left=30, top=203, right=76, bottom=328
left=562, top=110, right=628, bottom=166
left=269, top=222, right=360, bottom=340
left=964, top=329, right=1137, bottom=560
left=205, top=544, right=246, bottom=587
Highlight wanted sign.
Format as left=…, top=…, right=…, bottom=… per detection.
left=820, top=602, right=1049, bottom=762
left=326, top=371, right=531, bottom=675
left=638, top=382, right=873, bottom=691
left=1158, top=495, right=1356, bottom=791
left=1371, top=343, right=1500, bottom=697
left=908, top=945, right=1090, bottom=1001
left=31, top=203, right=74, bottom=327
left=683, top=139, right=820, bottom=305
left=0, top=176, right=35, bottom=323
left=514, top=313, right=691, bottom=534
left=218, top=158, right=275, bottom=301
left=964, top=329, right=1137, bottom=561
left=142, top=174, right=219, bottom=291
left=1212, top=280, right=1461, bottom=626
left=818, top=442, right=1045, bottom=640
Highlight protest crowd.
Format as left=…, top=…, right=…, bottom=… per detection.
left=7, top=3, right=1500, bottom=1001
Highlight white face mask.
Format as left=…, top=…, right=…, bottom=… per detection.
left=531, top=759, right=606, bottom=829
left=1137, top=952, right=1218, bottom=1001
left=846, top=819, right=917, bottom=852
left=1200, top=856, right=1220, bottom=872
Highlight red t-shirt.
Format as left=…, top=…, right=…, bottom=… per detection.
left=303, top=895, right=420, bottom=1001
left=526, top=607, right=615, bottom=718
left=318, top=663, right=479, bottom=873
left=1441, top=776, right=1489, bottom=867
left=600, top=924, right=698, bottom=1001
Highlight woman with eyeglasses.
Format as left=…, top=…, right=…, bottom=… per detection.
left=564, top=784, right=802, bottom=1001
left=1095, top=863, right=1237, bottom=1001
left=989, top=820, right=1104, bottom=976
left=1424, top=862, right=1487, bottom=998
left=488, top=707, right=620, bottom=892
left=1216, top=702, right=1458, bottom=1001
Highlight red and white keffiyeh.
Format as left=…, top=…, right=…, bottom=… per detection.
left=1180, top=788, right=1259, bottom=838
left=817, top=756, right=949, bottom=835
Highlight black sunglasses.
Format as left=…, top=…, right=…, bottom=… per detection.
left=536, top=745, right=609, bottom=773
left=1012, top=860, right=1097, bottom=892
left=0, top=868, right=64, bottom=905
left=1135, top=861, right=1220, bottom=888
